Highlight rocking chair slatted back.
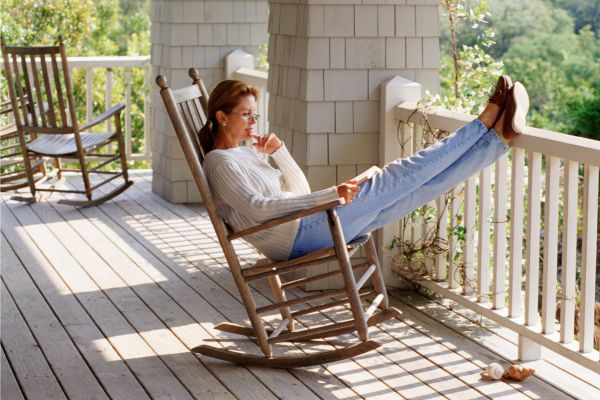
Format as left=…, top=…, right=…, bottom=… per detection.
left=3, top=42, right=73, bottom=134
left=155, top=69, right=399, bottom=368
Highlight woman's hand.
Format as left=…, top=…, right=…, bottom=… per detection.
left=251, top=133, right=282, bottom=154
left=336, top=180, right=360, bottom=204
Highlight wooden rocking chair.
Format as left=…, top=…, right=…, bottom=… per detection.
left=1, top=37, right=132, bottom=206
left=155, top=69, right=400, bottom=368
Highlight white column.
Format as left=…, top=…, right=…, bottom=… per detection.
left=268, top=0, right=441, bottom=287
left=150, top=0, right=269, bottom=202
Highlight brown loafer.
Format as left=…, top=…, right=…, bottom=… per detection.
left=501, top=81, right=529, bottom=141
left=488, top=75, right=513, bottom=107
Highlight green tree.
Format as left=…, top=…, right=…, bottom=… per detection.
left=503, top=24, right=600, bottom=135
left=0, top=0, right=95, bottom=51
left=1, top=0, right=151, bottom=163
left=550, top=0, right=600, bottom=36
left=438, top=0, right=504, bottom=114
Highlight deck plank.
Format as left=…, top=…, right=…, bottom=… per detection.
left=93, top=180, right=367, bottom=399
left=129, top=177, right=529, bottom=399
left=392, top=291, right=580, bottom=399
left=3, top=199, right=197, bottom=400
left=125, top=178, right=468, bottom=399
left=59, top=179, right=327, bottom=400
left=1, top=234, right=110, bottom=400
left=0, top=279, right=67, bottom=400
left=28, top=199, right=256, bottom=400
left=50, top=200, right=308, bottom=400
left=117, top=178, right=410, bottom=399
left=384, top=295, right=564, bottom=400
left=2, top=172, right=588, bottom=400
left=0, top=204, right=151, bottom=400
left=130, top=174, right=580, bottom=399
left=1, top=346, right=26, bottom=400
left=423, top=292, right=600, bottom=391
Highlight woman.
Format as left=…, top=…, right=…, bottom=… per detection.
left=201, top=76, right=529, bottom=262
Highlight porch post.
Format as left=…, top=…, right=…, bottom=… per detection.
left=267, top=0, right=441, bottom=287
left=150, top=0, right=269, bottom=202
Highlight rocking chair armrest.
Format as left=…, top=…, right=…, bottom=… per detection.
left=81, top=103, right=126, bottom=131
left=227, top=198, right=344, bottom=240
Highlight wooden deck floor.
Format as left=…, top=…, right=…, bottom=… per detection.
left=1, top=171, right=596, bottom=399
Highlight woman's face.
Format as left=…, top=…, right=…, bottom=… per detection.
left=219, top=95, right=257, bottom=144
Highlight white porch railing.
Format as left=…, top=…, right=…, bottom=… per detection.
left=1, top=56, right=152, bottom=162
left=383, top=77, right=600, bottom=373
left=225, top=50, right=269, bottom=135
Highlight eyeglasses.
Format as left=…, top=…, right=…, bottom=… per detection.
left=231, top=112, right=260, bottom=121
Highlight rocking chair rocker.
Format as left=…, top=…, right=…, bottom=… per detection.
left=1, top=37, right=133, bottom=206
left=156, top=69, right=400, bottom=368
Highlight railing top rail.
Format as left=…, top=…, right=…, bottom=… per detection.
left=0, top=55, right=150, bottom=69
left=395, top=102, right=600, bottom=167
left=231, top=67, right=268, bottom=87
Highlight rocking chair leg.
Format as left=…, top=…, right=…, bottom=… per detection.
left=268, top=275, right=294, bottom=331
left=326, top=209, right=369, bottom=341
left=78, top=155, right=93, bottom=201
left=21, top=146, right=37, bottom=198
left=365, top=236, right=389, bottom=310
left=54, top=157, right=62, bottom=180
left=113, top=110, right=130, bottom=184
left=229, top=260, right=273, bottom=357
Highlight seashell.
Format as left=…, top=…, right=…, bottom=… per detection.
left=502, top=365, right=535, bottom=381
left=485, top=363, right=505, bottom=380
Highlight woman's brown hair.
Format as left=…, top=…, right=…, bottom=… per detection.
left=199, top=80, right=259, bottom=153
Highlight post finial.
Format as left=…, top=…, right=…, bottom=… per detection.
left=156, top=75, right=168, bottom=89
left=188, top=68, right=200, bottom=81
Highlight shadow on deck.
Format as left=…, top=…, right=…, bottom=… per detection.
left=1, top=171, right=594, bottom=400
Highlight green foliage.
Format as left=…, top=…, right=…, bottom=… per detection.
left=0, top=0, right=95, bottom=51
left=440, top=0, right=600, bottom=139
left=438, top=0, right=505, bottom=115
left=2, top=0, right=151, bottom=167
left=550, top=0, right=600, bottom=35
left=564, top=83, right=600, bottom=140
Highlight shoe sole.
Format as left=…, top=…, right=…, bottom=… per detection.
left=511, top=82, right=529, bottom=134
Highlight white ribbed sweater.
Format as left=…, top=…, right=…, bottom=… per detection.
left=204, top=144, right=339, bottom=261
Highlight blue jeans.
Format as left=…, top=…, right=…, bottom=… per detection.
left=289, top=119, right=508, bottom=259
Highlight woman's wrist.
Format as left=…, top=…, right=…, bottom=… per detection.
left=269, top=141, right=284, bottom=155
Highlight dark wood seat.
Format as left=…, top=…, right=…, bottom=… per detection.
left=1, top=37, right=132, bottom=206
left=155, top=68, right=400, bottom=368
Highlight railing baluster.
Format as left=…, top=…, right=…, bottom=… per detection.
left=399, top=121, right=413, bottom=246
left=391, top=101, right=600, bottom=371
left=448, top=184, right=462, bottom=289
left=560, top=160, right=578, bottom=343
left=435, top=194, right=448, bottom=281
left=579, top=164, right=599, bottom=353
left=493, top=153, right=508, bottom=310
left=411, top=124, right=424, bottom=247
left=105, top=67, right=113, bottom=152
left=463, top=175, right=476, bottom=295
left=478, top=165, right=492, bottom=302
left=525, top=151, right=542, bottom=326
left=86, top=68, right=93, bottom=122
left=542, top=155, right=560, bottom=334
left=423, top=128, right=436, bottom=276
left=509, top=148, right=525, bottom=317
left=144, top=62, right=151, bottom=159
left=1, top=55, right=151, bottom=162
left=125, top=67, right=132, bottom=159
